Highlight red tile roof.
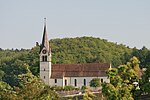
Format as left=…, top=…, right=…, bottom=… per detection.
left=51, top=63, right=110, bottom=78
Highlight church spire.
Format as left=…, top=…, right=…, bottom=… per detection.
left=40, top=18, right=50, bottom=53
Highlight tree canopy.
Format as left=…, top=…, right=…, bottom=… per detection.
left=90, top=78, right=101, bottom=89
left=102, top=56, right=141, bottom=100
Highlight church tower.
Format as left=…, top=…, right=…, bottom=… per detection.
left=39, top=18, right=51, bottom=85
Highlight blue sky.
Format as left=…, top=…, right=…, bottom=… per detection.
left=0, top=0, right=150, bottom=49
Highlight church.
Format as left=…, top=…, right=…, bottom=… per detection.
left=39, top=19, right=110, bottom=88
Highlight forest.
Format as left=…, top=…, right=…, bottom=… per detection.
left=0, top=36, right=150, bottom=99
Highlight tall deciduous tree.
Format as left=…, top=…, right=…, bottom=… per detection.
left=90, top=78, right=101, bottom=89
left=0, top=81, right=17, bottom=99
left=83, top=89, right=95, bottom=100
left=102, top=56, right=141, bottom=100
left=16, top=71, right=59, bottom=100
left=140, top=64, right=150, bottom=94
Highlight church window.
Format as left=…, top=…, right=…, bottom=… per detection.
left=44, top=76, right=45, bottom=79
left=42, top=56, right=45, bottom=61
left=74, top=79, right=77, bottom=86
left=101, top=79, right=103, bottom=83
left=84, top=79, right=86, bottom=86
left=45, top=56, right=47, bottom=61
left=44, top=68, right=45, bottom=71
left=42, top=56, right=47, bottom=62
left=55, top=79, right=57, bottom=83
left=65, top=79, right=67, bottom=86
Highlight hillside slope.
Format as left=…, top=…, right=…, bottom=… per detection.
left=50, top=36, right=132, bottom=66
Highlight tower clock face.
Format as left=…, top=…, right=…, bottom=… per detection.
left=42, top=50, right=47, bottom=54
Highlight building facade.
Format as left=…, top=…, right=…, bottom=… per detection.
left=40, top=19, right=110, bottom=88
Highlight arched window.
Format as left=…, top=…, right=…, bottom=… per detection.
left=42, top=56, right=45, bottom=61
left=45, top=56, right=47, bottom=61
left=42, top=56, right=47, bottom=62
left=101, top=79, right=103, bottom=83
left=74, top=79, right=77, bottom=86
left=84, top=79, right=86, bottom=86
left=65, top=79, right=67, bottom=86
left=55, top=79, right=57, bottom=83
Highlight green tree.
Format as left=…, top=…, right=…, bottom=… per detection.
left=140, top=64, right=150, bottom=94
left=16, top=71, right=59, bottom=100
left=132, top=46, right=149, bottom=68
left=102, top=56, right=141, bottom=100
left=2, top=60, right=30, bottom=87
left=27, top=46, right=40, bottom=76
left=0, top=70, right=4, bottom=81
left=0, top=81, right=17, bottom=99
left=83, top=89, right=95, bottom=100
left=90, top=78, right=101, bottom=89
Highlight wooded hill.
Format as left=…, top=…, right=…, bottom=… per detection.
left=1, top=36, right=150, bottom=78
left=50, top=36, right=132, bottom=66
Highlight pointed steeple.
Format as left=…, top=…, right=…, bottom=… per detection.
left=40, top=18, right=50, bottom=53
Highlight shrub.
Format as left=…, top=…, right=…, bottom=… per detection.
left=81, top=85, right=88, bottom=90
left=63, top=85, right=75, bottom=91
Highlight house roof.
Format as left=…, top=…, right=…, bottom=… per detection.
left=51, top=63, right=110, bottom=78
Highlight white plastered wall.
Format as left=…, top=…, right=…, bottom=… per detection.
left=49, top=76, right=109, bottom=88
left=69, top=77, right=109, bottom=88
left=49, top=78, right=63, bottom=86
